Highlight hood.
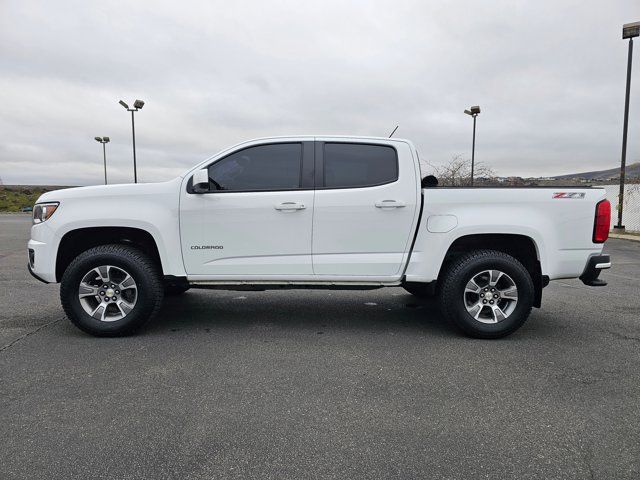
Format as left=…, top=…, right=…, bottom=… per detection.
left=36, top=178, right=183, bottom=204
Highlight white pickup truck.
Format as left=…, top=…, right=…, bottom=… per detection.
left=28, top=136, right=612, bottom=338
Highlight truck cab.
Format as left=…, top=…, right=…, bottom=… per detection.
left=181, top=136, right=421, bottom=281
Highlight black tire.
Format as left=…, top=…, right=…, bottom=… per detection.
left=403, top=282, right=434, bottom=299
left=60, top=244, right=164, bottom=337
left=164, top=284, right=190, bottom=296
left=438, top=250, right=534, bottom=339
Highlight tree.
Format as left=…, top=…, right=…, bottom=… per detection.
left=429, top=155, right=496, bottom=187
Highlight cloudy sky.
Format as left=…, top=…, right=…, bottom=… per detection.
left=1, top=0, right=639, bottom=185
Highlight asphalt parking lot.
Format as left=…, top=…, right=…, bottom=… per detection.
left=1, top=213, right=639, bottom=479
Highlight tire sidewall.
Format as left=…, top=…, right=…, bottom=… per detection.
left=446, top=255, right=534, bottom=338
left=61, top=248, right=161, bottom=336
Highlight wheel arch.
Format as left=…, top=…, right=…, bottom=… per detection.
left=56, top=226, right=163, bottom=282
left=438, top=233, right=545, bottom=308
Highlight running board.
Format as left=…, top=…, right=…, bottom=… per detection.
left=189, top=280, right=399, bottom=291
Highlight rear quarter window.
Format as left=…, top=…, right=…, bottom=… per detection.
left=323, top=143, right=398, bottom=188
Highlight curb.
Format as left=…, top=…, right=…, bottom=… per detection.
left=609, top=233, right=640, bottom=242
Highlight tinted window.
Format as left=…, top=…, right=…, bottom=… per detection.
left=323, top=143, right=398, bottom=188
left=208, top=143, right=302, bottom=191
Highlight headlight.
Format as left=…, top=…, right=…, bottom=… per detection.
left=33, top=202, right=59, bottom=224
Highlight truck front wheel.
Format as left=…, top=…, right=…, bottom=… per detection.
left=60, top=244, right=164, bottom=337
left=439, top=250, right=534, bottom=339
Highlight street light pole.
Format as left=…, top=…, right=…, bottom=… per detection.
left=616, top=22, right=639, bottom=231
left=471, top=115, right=477, bottom=184
left=94, top=137, right=110, bottom=185
left=119, top=99, right=145, bottom=183
left=464, top=106, right=481, bottom=186
left=102, top=142, right=107, bottom=184
left=131, top=109, right=137, bottom=184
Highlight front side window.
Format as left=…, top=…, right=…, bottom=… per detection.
left=208, top=143, right=302, bottom=191
left=323, top=143, right=398, bottom=188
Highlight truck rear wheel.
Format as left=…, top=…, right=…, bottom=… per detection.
left=60, top=244, right=164, bottom=337
left=439, top=250, right=534, bottom=339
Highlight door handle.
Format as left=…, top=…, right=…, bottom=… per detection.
left=274, top=202, right=306, bottom=211
left=375, top=200, right=406, bottom=208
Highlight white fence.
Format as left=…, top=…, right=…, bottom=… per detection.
left=602, top=184, right=640, bottom=232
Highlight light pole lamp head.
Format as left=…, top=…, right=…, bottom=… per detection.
left=103, top=137, right=110, bottom=143
left=623, top=21, right=640, bottom=39
left=133, top=99, right=145, bottom=109
left=94, top=136, right=103, bottom=142
left=119, top=100, right=129, bottom=109
left=464, top=106, right=481, bottom=116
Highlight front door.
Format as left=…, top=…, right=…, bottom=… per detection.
left=180, top=140, right=315, bottom=277
left=311, top=140, right=420, bottom=277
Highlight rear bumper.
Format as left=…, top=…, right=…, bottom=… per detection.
left=580, top=254, right=610, bottom=287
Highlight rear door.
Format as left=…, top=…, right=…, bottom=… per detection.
left=311, top=139, right=420, bottom=277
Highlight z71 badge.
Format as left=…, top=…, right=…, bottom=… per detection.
left=552, top=192, right=585, bottom=199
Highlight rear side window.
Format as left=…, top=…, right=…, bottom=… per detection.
left=323, top=143, right=398, bottom=188
left=208, top=143, right=302, bottom=191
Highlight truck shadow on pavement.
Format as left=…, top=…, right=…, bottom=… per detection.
left=138, top=288, right=554, bottom=340
left=148, top=289, right=453, bottom=335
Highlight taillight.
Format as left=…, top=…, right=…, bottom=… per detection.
left=593, top=199, right=611, bottom=243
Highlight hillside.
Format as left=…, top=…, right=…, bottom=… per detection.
left=553, top=162, right=640, bottom=180
left=0, top=185, right=73, bottom=212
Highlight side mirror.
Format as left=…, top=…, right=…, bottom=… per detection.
left=421, top=175, right=438, bottom=188
left=192, top=169, right=209, bottom=193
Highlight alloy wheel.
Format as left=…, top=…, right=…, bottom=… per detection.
left=463, top=269, right=518, bottom=324
left=77, top=265, right=138, bottom=322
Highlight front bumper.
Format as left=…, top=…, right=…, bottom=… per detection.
left=580, top=254, right=611, bottom=287
left=27, top=226, right=58, bottom=283
left=28, top=262, right=50, bottom=284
